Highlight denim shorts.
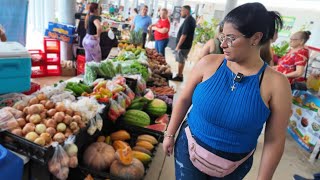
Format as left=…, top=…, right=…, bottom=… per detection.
left=174, top=121, right=254, bottom=180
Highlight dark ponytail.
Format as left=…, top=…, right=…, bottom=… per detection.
left=223, top=2, right=283, bottom=45
left=267, top=11, right=283, bottom=40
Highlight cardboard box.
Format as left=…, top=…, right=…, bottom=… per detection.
left=45, top=29, right=76, bottom=44
left=61, top=67, right=76, bottom=76
left=48, top=22, right=76, bottom=36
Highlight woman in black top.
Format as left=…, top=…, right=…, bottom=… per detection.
left=83, top=3, right=102, bottom=62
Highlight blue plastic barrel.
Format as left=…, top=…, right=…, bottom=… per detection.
left=0, top=145, right=23, bottom=180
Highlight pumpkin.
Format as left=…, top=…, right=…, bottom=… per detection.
left=116, top=146, right=133, bottom=166
left=110, top=158, right=145, bottom=180
left=83, top=142, right=115, bottom=171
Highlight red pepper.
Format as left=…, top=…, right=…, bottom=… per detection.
left=98, top=97, right=109, bottom=103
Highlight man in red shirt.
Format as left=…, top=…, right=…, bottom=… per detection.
left=150, top=8, right=170, bottom=56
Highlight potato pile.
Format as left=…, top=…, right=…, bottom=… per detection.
left=147, top=74, right=168, bottom=87
left=148, top=62, right=172, bottom=76
left=146, top=48, right=166, bottom=65
left=8, top=93, right=86, bottom=146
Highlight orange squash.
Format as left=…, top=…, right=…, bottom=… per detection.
left=110, top=130, right=131, bottom=141
left=116, top=146, right=133, bottom=166
left=83, top=142, right=115, bottom=171
left=113, top=140, right=129, bottom=150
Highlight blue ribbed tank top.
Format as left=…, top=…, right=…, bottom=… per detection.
left=188, top=59, right=270, bottom=153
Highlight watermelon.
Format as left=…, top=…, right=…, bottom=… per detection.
left=123, top=110, right=151, bottom=127
left=155, top=114, right=169, bottom=124
left=145, top=99, right=167, bottom=117
left=144, top=90, right=154, bottom=100
left=145, top=123, right=167, bottom=132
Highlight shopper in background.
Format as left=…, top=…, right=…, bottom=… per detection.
left=109, top=5, right=115, bottom=15
left=198, top=24, right=224, bottom=59
left=260, top=31, right=278, bottom=65
left=130, top=5, right=152, bottom=48
left=163, top=2, right=291, bottom=179
left=83, top=2, right=102, bottom=62
left=149, top=8, right=170, bottom=57
left=172, top=5, right=196, bottom=81
left=274, top=31, right=311, bottom=84
left=0, top=25, right=7, bottom=42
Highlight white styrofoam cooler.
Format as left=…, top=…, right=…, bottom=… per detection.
left=0, top=42, right=31, bottom=94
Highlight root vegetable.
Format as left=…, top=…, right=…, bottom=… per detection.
left=65, top=131, right=72, bottom=138
left=15, top=104, right=25, bottom=111
left=25, top=132, right=39, bottom=142
left=65, top=143, right=78, bottom=157
left=30, top=114, right=41, bottom=124
left=11, top=128, right=23, bottom=136
left=22, top=123, right=35, bottom=135
left=72, top=115, right=81, bottom=123
left=73, top=111, right=81, bottom=116
left=53, top=132, right=65, bottom=143
left=35, top=124, right=46, bottom=134
left=23, top=107, right=29, bottom=114
left=28, top=105, right=41, bottom=115
left=29, top=97, right=39, bottom=105
left=47, top=109, right=56, bottom=117
left=37, top=93, right=47, bottom=101
left=40, top=133, right=52, bottom=144
left=46, top=127, right=56, bottom=137
left=65, top=109, right=74, bottom=116
left=63, top=115, right=72, bottom=125
left=46, top=119, right=57, bottom=128
left=55, top=103, right=66, bottom=112
left=78, top=121, right=86, bottom=129
left=40, top=100, right=47, bottom=106
left=7, top=120, right=19, bottom=130
left=68, top=156, right=78, bottom=168
left=34, top=137, right=45, bottom=146
left=60, top=155, right=70, bottom=167
left=69, top=122, right=78, bottom=130
left=17, top=118, right=26, bottom=127
left=57, top=123, right=67, bottom=132
left=72, top=126, right=80, bottom=134
left=40, top=111, right=47, bottom=119
left=45, top=101, right=55, bottom=109
left=48, top=161, right=61, bottom=175
left=54, top=112, right=65, bottom=123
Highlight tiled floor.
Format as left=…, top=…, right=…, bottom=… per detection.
left=33, top=47, right=320, bottom=180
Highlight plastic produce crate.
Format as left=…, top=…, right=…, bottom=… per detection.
left=76, top=55, right=85, bottom=75
left=23, top=82, right=41, bottom=95
left=31, top=65, right=47, bottom=78
left=44, top=38, right=60, bottom=53
left=29, top=49, right=45, bottom=66
left=71, top=122, right=163, bottom=180
left=45, top=52, right=60, bottom=65
left=0, top=131, right=55, bottom=165
left=46, top=65, right=61, bottom=76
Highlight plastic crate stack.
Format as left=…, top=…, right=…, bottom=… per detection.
left=30, top=37, right=61, bottom=78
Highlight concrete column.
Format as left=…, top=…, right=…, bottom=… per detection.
left=223, top=0, right=237, bottom=18
left=58, top=0, right=76, bottom=61
left=174, top=0, right=184, bottom=7
left=44, top=0, right=55, bottom=27
left=148, top=0, right=153, bottom=16
left=153, top=0, right=159, bottom=17
left=118, top=0, right=121, bottom=7
left=123, top=0, right=129, bottom=18
left=194, top=4, right=200, bottom=16
left=164, top=0, right=168, bottom=9
left=134, top=0, right=139, bottom=8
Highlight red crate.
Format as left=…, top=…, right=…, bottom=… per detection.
left=45, top=52, right=60, bottom=65
left=31, top=66, right=47, bottom=78
left=44, top=37, right=60, bottom=53
left=23, top=82, right=41, bottom=95
left=28, top=49, right=45, bottom=66
left=46, top=65, right=61, bottom=76
left=77, top=55, right=85, bottom=75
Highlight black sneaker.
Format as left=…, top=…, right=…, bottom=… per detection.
left=171, top=75, right=183, bottom=82
left=293, top=174, right=312, bottom=180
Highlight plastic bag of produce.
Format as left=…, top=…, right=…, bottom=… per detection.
left=50, top=91, right=76, bottom=103
left=107, top=99, right=125, bottom=122
left=112, top=75, right=126, bottom=86
left=136, top=75, right=147, bottom=96
left=0, top=93, right=28, bottom=108
left=99, top=60, right=116, bottom=78
left=124, top=85, right=135, bottom=101
left=63, top=135, right=79, bottom=168
left=86, top=115, right=103, bottom=135
left=0, top=108, right=19, bottom=131
left=48, top=142, right=70, bottom=180
left=118, top=92, right=131, bottom=108
left=84, top=62, right=98, bottom=85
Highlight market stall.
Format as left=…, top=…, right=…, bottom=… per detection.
left=0, top=35, right=174, bottom=179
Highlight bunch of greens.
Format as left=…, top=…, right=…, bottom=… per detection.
left=272, top=41, right=290, bottom=58
left=122, top=61, right=149, bottom=80
left=193, top=18, right=219, bottom=47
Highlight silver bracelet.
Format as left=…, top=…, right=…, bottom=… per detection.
left=164, top=131, right=175, bottom=138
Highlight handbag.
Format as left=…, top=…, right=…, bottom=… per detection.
left=185, top=126, right=254, bottom=177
